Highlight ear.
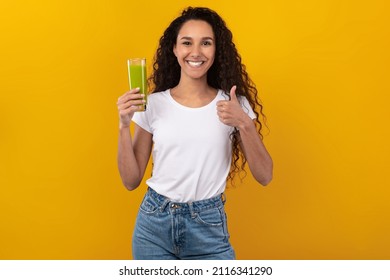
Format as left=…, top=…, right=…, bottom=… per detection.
left=173, top=44, right=177, bottom=57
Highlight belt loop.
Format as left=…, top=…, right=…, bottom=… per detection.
left=188, top=202, right=196, bottom=218
left=221, top=193, right=226, bottom=204
left=160, top=198, right=170, bottom=212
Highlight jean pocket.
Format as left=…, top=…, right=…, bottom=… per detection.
left=139, top=194, right=159, bottom=214
left=194, top=207, right=224, bottom=227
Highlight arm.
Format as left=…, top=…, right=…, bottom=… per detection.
left=236, top=119, right=273, bottom=186
left=216, top=86, right=273, bottom=186
left=117, top=124, right=152, bottom=190
left=117, top=89, right=152, bottom=190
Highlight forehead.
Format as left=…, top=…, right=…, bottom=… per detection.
left=177, top=20, right=214, bottom=38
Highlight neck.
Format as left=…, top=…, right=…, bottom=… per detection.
left=170, top=76, right=217, bottom=108
left=173, top=76, right=211, bottom=97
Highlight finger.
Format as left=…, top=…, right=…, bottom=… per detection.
left=216, top=101, right=229, bottom=109
left=218, top=115, right=225, bottom=123
left=117, top=88, right=141, bottom=100
left=217, top=110, right=230, bottom=119
left=121, top=92, right=144, bottom=101
left=229, top=85, right=238, bottom=102
left=217, top=99, right=228, bottom=104
left=126, top=93, right=145, bottom=102
left=119, top=102, right=145, bottom=114
left=128, top=87, right=141, bottom=94
left=216, top=106, right=225, bottom=115
left=119, top=99, right=145, bottom=109
left=117, top=93, right=145, bottom=104
left=218, top=116, right=230, bottom=125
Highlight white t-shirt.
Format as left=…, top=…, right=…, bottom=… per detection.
left=132, top=89, right=256, bottom=202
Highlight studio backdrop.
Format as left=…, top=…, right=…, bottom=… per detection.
left=0, top=0, right=389, bottom=259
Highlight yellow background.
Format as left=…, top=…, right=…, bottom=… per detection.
left=1, top=0, right=389, bottom=259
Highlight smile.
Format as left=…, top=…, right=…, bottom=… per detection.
left=186, top=60, right=205, bottom=67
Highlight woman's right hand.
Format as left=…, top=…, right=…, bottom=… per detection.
left=117, top=88, right=145, bottom=129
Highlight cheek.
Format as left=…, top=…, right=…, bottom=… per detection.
left=174, top=47, right=187, bottom=59
left=208, top=47, right=216, bottom=60
left=208, top=49, right=216, bottom=64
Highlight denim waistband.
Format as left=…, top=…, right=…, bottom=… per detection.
left=146, top=187, right=225, bottom=213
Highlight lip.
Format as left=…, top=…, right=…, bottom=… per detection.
left=186, top=60, right=205, bottom=67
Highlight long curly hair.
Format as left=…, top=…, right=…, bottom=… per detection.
left=149, top=6, right=267, bottom=183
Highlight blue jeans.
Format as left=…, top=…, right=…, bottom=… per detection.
left=132, top=187, right=235, bottom=260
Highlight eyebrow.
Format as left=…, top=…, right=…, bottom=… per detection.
left=179, top=36, right=214, bottom=41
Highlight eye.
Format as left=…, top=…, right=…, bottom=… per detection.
left=202, top=40, right=213, bottom=46
left=182, top=41, right=191, bottom=46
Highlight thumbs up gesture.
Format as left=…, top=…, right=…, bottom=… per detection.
left=216, top=85, right=251, bottom=129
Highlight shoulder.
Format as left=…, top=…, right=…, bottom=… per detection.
left=143, top=89, right=172, bottom=116
left=216, top=89, right=230, bottom=100
left=146, top=89, right=170, bottom=108
left=149, top=89, right=170, bottom=101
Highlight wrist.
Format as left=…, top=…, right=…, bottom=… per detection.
left=237, top=115, right=253, bottom=131
left=119, top=122, right=131, bottom=130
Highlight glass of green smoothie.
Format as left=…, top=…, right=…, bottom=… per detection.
left=127, top=58, right=147, bottom=111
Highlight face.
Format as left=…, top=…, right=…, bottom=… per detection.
left=173, top=20, right=216, bottom=81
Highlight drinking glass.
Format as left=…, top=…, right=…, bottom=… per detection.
left=127, top=58, right=147, bottom=111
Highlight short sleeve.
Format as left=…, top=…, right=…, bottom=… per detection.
left=132, top=109, right=152, bottom=133
left=240, top=96, right=257, bottom=120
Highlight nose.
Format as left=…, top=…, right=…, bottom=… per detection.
left=190, top=44, right=201, bottom=58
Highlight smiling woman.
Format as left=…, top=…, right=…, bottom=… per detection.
left=116, top=6, right=273, bottom=260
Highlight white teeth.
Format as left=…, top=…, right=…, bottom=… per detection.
left=187, top=61, right=203, bottom=67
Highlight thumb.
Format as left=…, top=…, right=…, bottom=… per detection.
left=229, top=85, right=238, bottom=102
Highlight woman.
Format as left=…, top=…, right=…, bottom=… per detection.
left=117, top=7, right=273, bottom=260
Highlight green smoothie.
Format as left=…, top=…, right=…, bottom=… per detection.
left=127, top=59, right=147, bottom=111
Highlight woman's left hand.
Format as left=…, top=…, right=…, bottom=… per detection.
left=216, top=85, right=251, bottom=129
